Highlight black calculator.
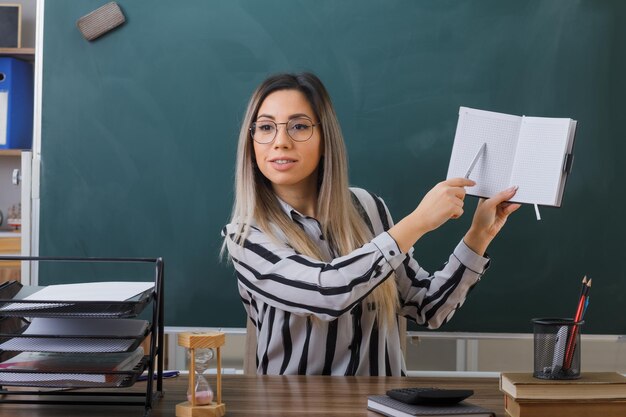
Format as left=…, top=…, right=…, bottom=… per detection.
left=386, top=387, right=474, bottom=405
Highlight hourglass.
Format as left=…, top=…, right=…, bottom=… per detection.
left=176, top=332, right=226, bottom=417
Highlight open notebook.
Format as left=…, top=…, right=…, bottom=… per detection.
left=446, top=107, right=577, bottom=207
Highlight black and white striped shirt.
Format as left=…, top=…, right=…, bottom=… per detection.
left=222, top=187, right=489, bottom=376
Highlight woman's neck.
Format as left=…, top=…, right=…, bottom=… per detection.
left=273, top=186, right=318, bottom=218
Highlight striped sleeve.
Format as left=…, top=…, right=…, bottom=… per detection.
left=395, top=240, right=489, bottom=329
left=222, top=223, right=405, bottom=321
left=351, top=188, right=490, bottom=329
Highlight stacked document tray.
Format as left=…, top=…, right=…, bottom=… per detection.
left=0, top=256, right=164, bottom=416
left=0, top=281, right=154, bottom=317
left=0, top=281, right=153, bottom=388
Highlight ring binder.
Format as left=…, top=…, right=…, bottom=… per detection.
left=0, top=58, right=33, bottom=149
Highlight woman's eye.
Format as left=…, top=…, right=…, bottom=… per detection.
left=257, top=123, right=275, bottom=132
left=292, top=123, right=310, bottom=131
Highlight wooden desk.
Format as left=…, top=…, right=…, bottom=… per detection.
left=0, top=375, right=505, bottom=416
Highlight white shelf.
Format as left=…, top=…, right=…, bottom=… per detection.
left=0, top=150, right=23, bottom=157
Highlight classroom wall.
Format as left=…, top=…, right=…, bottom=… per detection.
left=166, top=331, right=626, bottom=374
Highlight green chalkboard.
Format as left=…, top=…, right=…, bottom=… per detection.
left=40, top=0, right=626, bottom=334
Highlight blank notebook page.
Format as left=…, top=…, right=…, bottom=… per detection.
left=510, top=117, right=572, bottom=205
left=448, top=107, right=520, bottom=198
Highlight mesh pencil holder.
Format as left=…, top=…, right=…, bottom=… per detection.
left=532, top=318, right=583, bottom=380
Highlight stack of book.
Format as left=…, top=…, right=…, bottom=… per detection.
left=500, top=372, right=626, bottom=417
left=367, top=395, right=494, bottom=417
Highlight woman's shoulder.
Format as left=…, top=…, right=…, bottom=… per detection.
left=222, top=217, right=259, bottom=237
left=348, top=186, right=387, bottom=208
left=348, top=187, right=394, bottom=233
left=223, top=217, right=289, bottom=244
left=348, top=186, right=391, bottom=224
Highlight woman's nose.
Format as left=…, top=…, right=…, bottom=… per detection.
left=273, top=125, right=292, bottom=148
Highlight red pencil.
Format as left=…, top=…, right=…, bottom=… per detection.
left=563, top=278, right=592, bottom=370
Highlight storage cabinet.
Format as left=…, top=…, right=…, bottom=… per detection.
left=0, top=48, right=35, bottom=283
left=0, top=256, right=164, bottom=416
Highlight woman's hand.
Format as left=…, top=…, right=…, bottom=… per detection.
left=412, top=178, right=476, bottom=233
left=389, top=178, right=475, bottom=253
left=463, top=186, right=521, bottom=255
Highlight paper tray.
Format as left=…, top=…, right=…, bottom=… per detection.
left=0, top=356, right=148, bottom=388
left=0, top=282, right=154, bottom=318
left=0, top=318, right=150, bottom=353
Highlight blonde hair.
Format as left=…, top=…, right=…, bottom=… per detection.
left=225, top=73, right=398, bottom=324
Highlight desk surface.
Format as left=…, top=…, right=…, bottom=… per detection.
left=0, top=375, right=505, bottom=416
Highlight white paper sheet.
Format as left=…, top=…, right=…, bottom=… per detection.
left=24, top=282, right=154, bottom=302
left=0, top=282, right=154, bottom=312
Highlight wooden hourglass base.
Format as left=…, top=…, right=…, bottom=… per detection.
left=176, top=332, right=226, bottom=417
left=175, top=401, right=226, bottom=417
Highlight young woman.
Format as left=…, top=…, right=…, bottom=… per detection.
left=222, top=72, right=520, bottom=376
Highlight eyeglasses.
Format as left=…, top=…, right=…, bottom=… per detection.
left=250, top=117, right=321, bottom=144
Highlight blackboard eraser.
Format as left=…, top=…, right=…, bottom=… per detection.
left=76, top=2, right=126, bottom=41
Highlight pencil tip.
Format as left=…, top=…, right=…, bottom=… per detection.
left=582, top=276, right=587, bottom=284
left=587, top=278, right=592, bottom=287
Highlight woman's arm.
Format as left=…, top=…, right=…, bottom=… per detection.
left=388, top=178, right=475, bottom=253
left=378, top=182, right=518, bottom=328
left=463, top=186, right=521, bottom=255
left=395, top=242, right=489, bottom=329
left=388, top=179, right=519, bottom=255
left=222, top=223, right=404, bottom=320
left=372, top=191, right=490, bottom=328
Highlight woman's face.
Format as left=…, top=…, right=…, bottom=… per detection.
left=252, top=89, right=323, bottom=197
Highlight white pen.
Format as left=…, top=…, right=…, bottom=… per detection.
left=465, top=142, right=486, bottom=179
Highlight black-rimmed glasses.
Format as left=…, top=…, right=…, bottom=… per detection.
left=250, top=117, right=321, bottom=144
